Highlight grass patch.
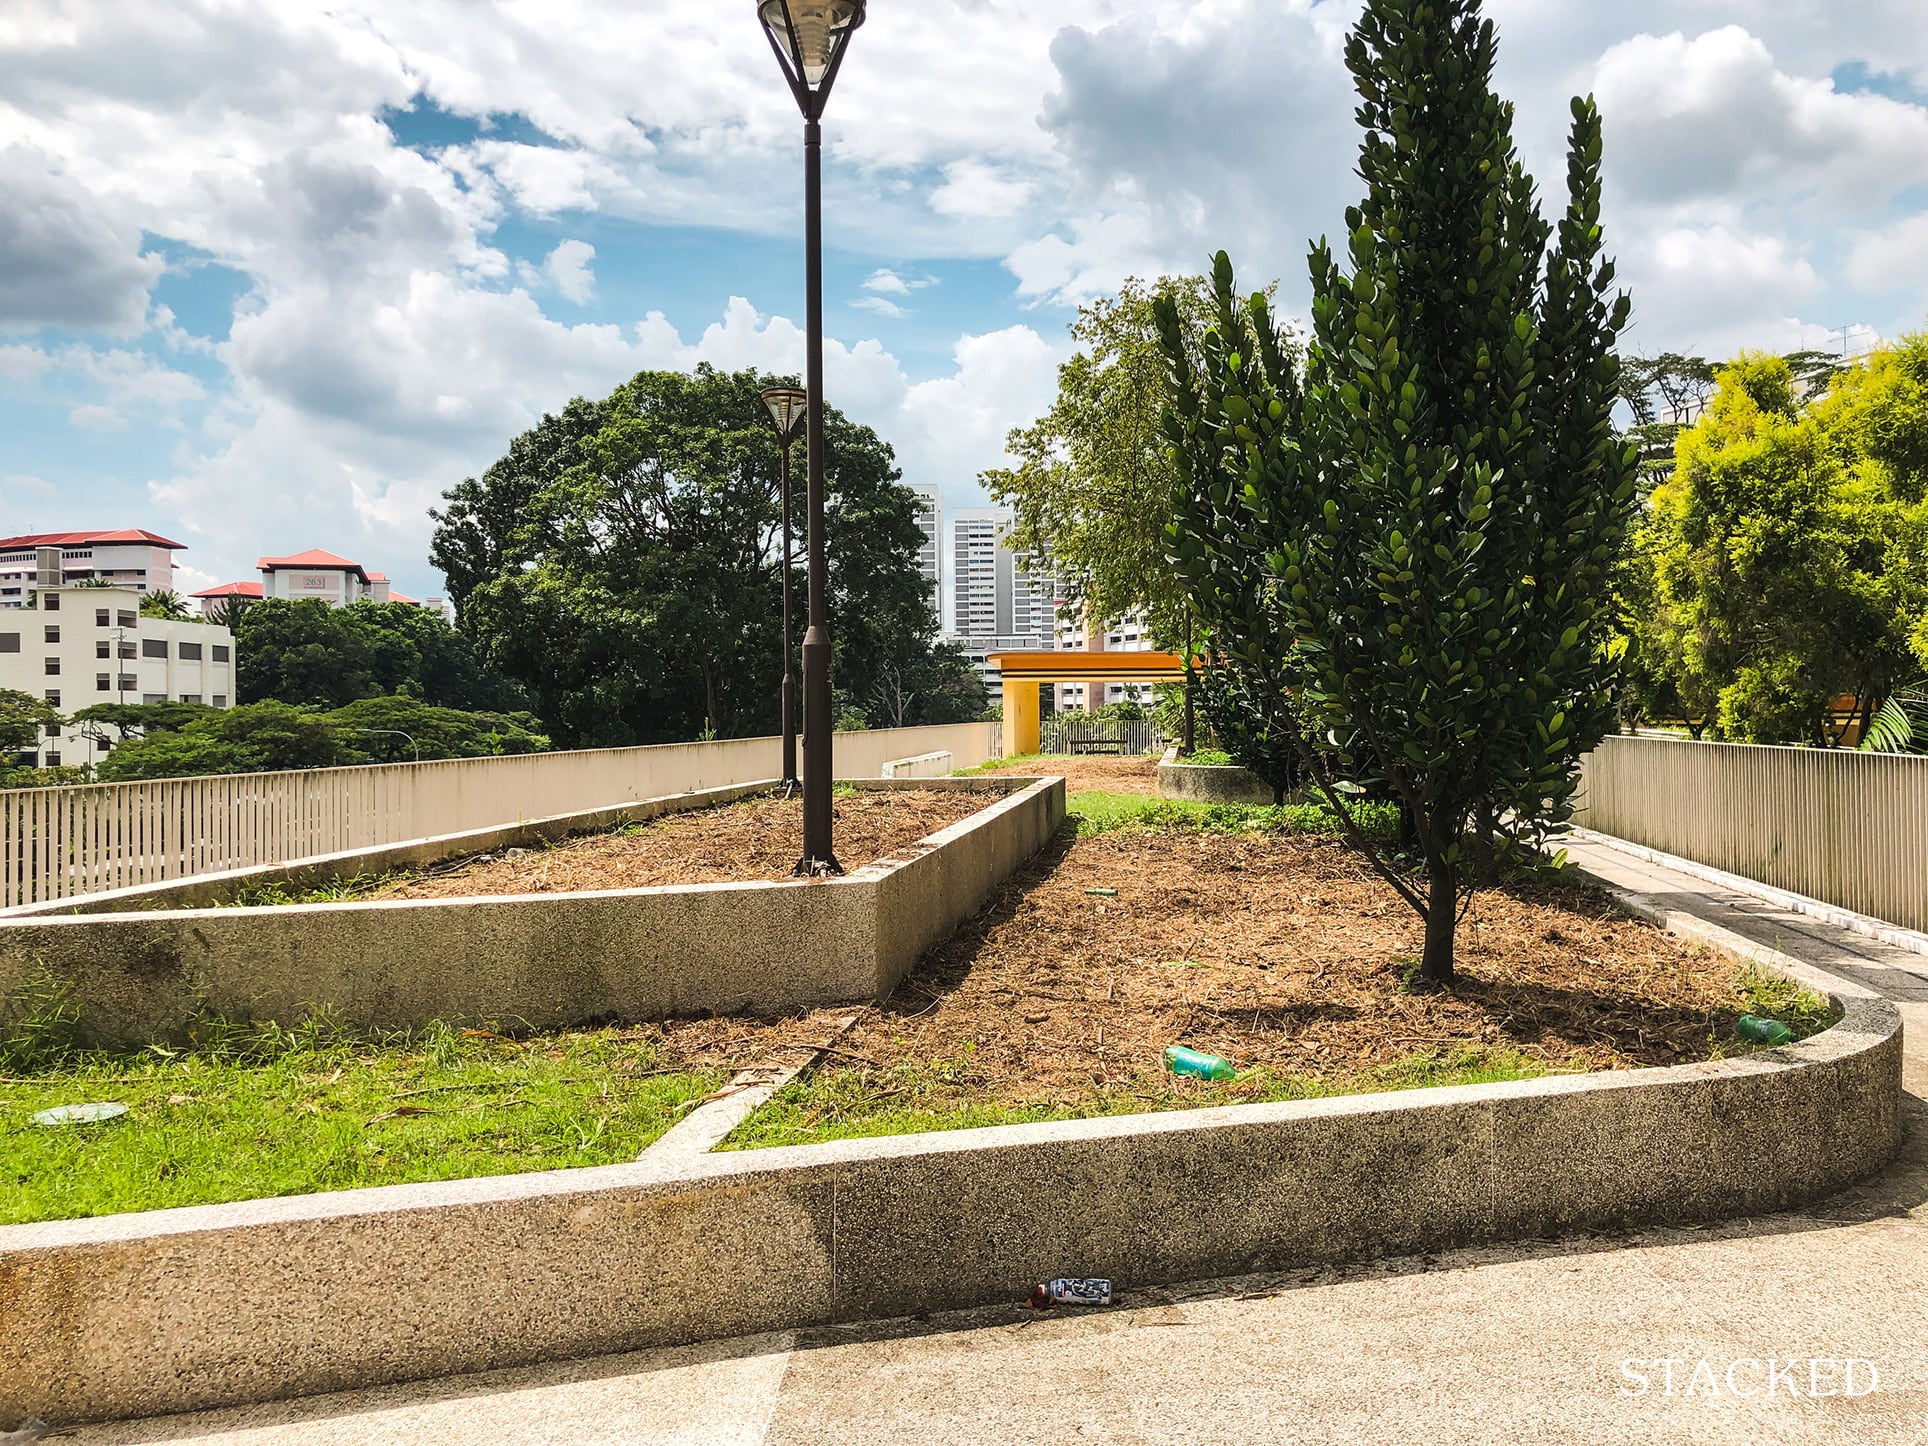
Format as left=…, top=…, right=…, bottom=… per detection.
left=1736, top=969, right=1836, bottom=1042
left=1180, top=749, right=1237, bottom=768
left=0, top=1017, right=720, bottom=1224
left=1066, top=789, right=1401, bottom=842
left=722, top=1045, right=1551, bottom=1150
left=951, top=753, right=1057, bottom=776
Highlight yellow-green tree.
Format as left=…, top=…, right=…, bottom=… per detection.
left=1629, top=344, right=1928, bottom=744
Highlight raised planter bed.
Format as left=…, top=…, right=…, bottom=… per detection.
left=0, top=776, right=1066, bottom=1049
left=1156, top=745, right=1284, bottom=806
left=0, top=919, right=1899, bottom=1429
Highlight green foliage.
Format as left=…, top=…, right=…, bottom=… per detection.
left=233, top=599, right=523, bottom=712
left=986, top=277, right=1223, bottom=645
left=1736, top=970, right=1836, bottom=1043
left=95, top=701, right=350, bottom=780
left=1156, top=0, right=1636, bottom=983
left=325, top=695, right=550, bottom=761
left=138, top=589, right=190, bottom=621
left=0, top=687, right=63, bottom=756
left=431, top=364, right=954, bottom=746
left=69, top=701, right=213, bottom=743
left=1860, top=682, right=1928, bottom=754
left=1625, top=342, right=1928, bottom=744
left=1064, top=790, right=1401, bottom=842
left=1184, top=749, right=1236, bottom=767
left=1191, top=657, right=1304, bottom=802
left=0, top=968, right=86, bottom=1073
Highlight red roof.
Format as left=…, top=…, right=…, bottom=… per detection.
left=191, top=581, right=264, bottom=599
left=257, top=548, right=365, bottom=573
left=387, top=590, right=420, bottom=606
left=0, top=529, right=186, bottom=550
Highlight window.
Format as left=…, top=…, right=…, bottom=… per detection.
left=118, top=674, right=137, bottom=691
left=212, top=644, right=230, bottom=663
left=96, top=640, right=110, bottom=659
left=119, top=642, right=135, bottom=659
left=178, top=641, right=202, bottom=661
left=98, top=739, right=112, bottom=753
left=212, top=694, right=228, bottom=708
left=43, top=658, right=59, bottom=676
left=96, top=608, right=110, bottom=627
left=44, top=722, right=61, bottom=739
left=141, top=638, right=167, bottom=658
left=142, top=694, right=166, bottom=705
left=43, top=625, right=58, bottom=643
left=44, top=594, right=59, bottom=611
left=96, top=674, right=111, bottom=692
left=43, top=690, right=59, bottom=707
left=44, top=751, right=60, bottom=767
left=116, top=610, right=135, bottom=627
left=0, top=632, right=17, bottom=653
left=179, top=693, right=202, bottom=705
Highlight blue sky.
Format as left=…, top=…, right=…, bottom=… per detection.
left=4, top=1, right=1927, bottom=608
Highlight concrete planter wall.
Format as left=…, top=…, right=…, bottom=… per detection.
left=0, top=777, right=1066, bottom=1048
left=1156, top=746, right=1285, bottom=806
left=0, top=950, right=1900, bottom=1428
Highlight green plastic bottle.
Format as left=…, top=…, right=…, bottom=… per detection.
left=1737, top=1015, right=1794, bottom=1046
left=1164, top=1044, right=1236, bottom=1081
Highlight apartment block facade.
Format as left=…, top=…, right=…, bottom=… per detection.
left=0, top=587, right=237, bottom=771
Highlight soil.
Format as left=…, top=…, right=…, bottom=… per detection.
left=657, top=819, right=1760, bottom=1109
left=368, top=788, right=990, bottom=899
left=987, top=752, right=1161, bottom=797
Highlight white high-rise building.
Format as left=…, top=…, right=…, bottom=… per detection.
left=950, top=507, right=1011, bottom=637
left=907, top=486, right=941, bottom=597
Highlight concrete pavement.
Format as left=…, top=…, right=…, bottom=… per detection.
left=56, top=836, right=1928, bottom=1446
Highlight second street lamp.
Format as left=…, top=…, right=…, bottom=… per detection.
left=758, top=0, right=865, bottom=876
left=759, top=384, right=808, bottom=790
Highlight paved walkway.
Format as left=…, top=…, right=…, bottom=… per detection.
left=63, top=838, right=1928, bottom=1446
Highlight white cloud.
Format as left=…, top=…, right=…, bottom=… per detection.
left=1848, top=214, right=1928, bottom=297
left=0, top=146, right=163, bottom=334
left=930, top=160, right=1038, bottom=221
left=0, top=344, right=50, bottom=381
left=1592, top=28, right=1928, bottom=209
left=863, top=269, right=914, bottom=296
left=68, top=403, right=123, bottom=431
left=543, top=239, right=598, bottom=304
left=852, top=296, right=905, bottom=319
left=1625, top=224, right=1826, bottom=355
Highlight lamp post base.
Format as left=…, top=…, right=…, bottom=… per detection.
left=790, top=853, right=844, bottom=878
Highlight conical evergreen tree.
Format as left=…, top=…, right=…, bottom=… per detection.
left=1160, top=0, right=1636, bottom=983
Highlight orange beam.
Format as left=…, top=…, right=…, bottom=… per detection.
left=986, top=650, right=1187, bottom=683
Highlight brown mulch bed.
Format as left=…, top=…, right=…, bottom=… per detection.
left=985, top=753, right=1161, bottom=795
left=368, top=789, right=990, bottom=899
left=658, top=825, right=1757, bottom=1109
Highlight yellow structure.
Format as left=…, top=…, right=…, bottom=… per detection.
left=985, top=650, right=1188, bottom=757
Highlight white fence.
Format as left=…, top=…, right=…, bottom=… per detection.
left=1576, top=734, right=1928, bottom=933
left=0, top=723, right=1000, bottom=909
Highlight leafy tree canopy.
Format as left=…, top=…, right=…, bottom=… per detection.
left=431, top=363, right=966, bottom=746
left=1159, top=0, right=1635, bottom=984
left=233, top=599, right=524, bottom=712
left=986, top=278, right=1231, bottom=646
left=326, top=695, right=550, bottom=761
left=1625, top=340, right=1928, bottom=743
left=0, top=688, right=62, bottom=757
left=96, top=701, right=350, bottom=781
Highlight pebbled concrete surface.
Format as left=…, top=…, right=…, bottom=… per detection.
left=47, top=835, right=1928, bottom=1446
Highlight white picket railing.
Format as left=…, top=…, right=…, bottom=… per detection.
left=0, top=723, right=1000, bottom=909
left=1575, top=734, right=1928, bottom=933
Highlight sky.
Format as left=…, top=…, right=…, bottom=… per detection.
left=3, top=0, right=1927, bottom=608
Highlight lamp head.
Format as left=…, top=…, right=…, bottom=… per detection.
left=760, top=384, right=811, bottom=446
left=758, top=0, right=865, bottom=115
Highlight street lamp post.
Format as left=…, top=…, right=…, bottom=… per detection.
left=758, top=0, right=865, bottom=876
left=759, top=384, right=808, bottom=790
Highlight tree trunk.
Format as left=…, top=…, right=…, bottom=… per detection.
left=1469, top=801, right=1500, bottom=886
left=1420, top=861, right=1457, bottom=985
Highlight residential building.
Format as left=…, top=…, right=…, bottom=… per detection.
left=192, top=549, right=420, bottom=616
left=0, top=530, right=184, bottom=608
left=907, top=485, right=941, bottom=597
left=0, top=587, right=237, bottom=772
left=1056, top=606, right=1155, bottom=711
left=942, top=632, right=1050, bottom=705
left=951, top=507, right=1059, bottom=640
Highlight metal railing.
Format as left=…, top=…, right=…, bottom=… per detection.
left=1038, top=716, right=1164, bottom=756
left=0, top=722, right=1000, bottom=909
left=1575, top=734, right=1928, bottom=933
